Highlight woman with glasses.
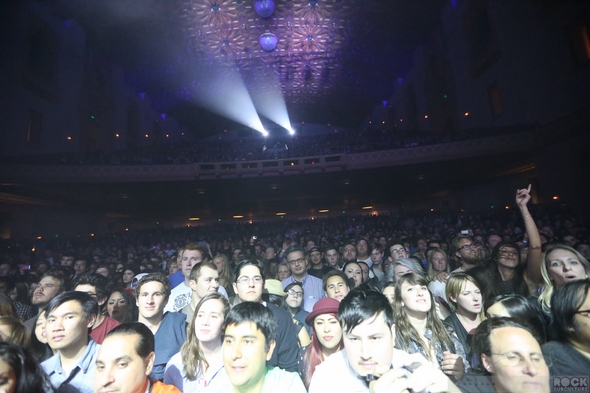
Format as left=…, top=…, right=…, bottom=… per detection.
left=394, top=273, right=468, bottom=379
left=467, top=317, right=549, bottom=393
left=284, top=282, right=312, bottom=348
left=164, top=293, right=229, bottom=392
left=301, top=298, right=343, bottom=390
left=543, top=279, right=590, bottom=379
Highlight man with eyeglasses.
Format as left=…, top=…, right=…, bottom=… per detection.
left=232, top=257, right=300, bottom=372
left=341, top=243, right=359, bottom=264
left=281, top=245, right=325, bottom=312
left=450, top=236, right=481, bottom=273
left=75, top=273, right=120, bottom=344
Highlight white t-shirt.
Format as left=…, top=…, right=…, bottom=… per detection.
left=164, top=282, right=228, bottom=313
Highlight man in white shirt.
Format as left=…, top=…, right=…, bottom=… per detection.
left=309, top=286, right=460, bottom=393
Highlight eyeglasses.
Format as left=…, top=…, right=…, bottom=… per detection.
left=236, top=276, right=263, bottom=285
left=575, top=309, right=590, bottom=317
left=491, top=352, right=546, bottom=367
left=288, top=257, right=305, bottom=266
left=343, top=248, right=356, bottom=253
left=288, top=289, right=303, bottom=298
left=459, top=244, right=476, bottom=251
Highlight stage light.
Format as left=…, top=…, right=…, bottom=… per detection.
left=362, top=206, right=373, bottom=210
left=190, top=64, right=266, bottom=135
left=250, top=67, right=293, bottom=135
left=319, top=209, right=329, bottom=213
left=189, top=217, right=200, bottom=221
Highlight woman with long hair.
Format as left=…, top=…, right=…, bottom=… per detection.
left=394, top=273, right=468, bottom=378
left=444, top=273, right=486, bottom=363
left=301, top=298, right=343, bottom=390
left=106, top=288, right=137, bottom=324
left=164, top=293, right=229, bottom=392
left=538, top=244, right=590, bottom=313
left=0, top=341, right=54, bottom=393
left=0, top=293, right=18, bottom=319
left=212, top=254, right=233, bottom=297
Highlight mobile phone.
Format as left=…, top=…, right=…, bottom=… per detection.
left=252, top=236, right=257, bottom=240
left=461, top=230, right=469, bottom=235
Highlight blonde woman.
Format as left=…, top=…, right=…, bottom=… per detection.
left=212, top=253, right=233, bottom=297
left=538, top=244, right=590, bottom=313
left=444, top=273, right=486, bottom=365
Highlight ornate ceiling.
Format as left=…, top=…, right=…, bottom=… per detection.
left=54, top=0, right=445, bottom=133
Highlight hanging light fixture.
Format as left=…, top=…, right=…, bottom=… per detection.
left=253, top=0, right=275, bottom=18
left=259, top=33, right=278, bottom=51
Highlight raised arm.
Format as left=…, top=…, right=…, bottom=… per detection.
left=516, top=185, right=543, bottom=286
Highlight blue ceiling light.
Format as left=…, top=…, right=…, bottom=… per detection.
left=259, top=33, right=278, bottom=51
left=253, top=0, right=275, bottom=18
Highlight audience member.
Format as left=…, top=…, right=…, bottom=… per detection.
left=231, top=258, right=299, bottom=372
left=95, top=322, right=181, bottom=393
left=0, top=341, right=54, bottom=393
left=322, top=270, right=350, bottom=302
left=135, top=272, right=187, bottom=381
left=164, top=293, right=228, bottom=392
left=205, top=302, right=306, bottom=393
left=106, top=288, right=137, bottom=324
left=301, top=298, right=343, bottom=389
left=281, top=245, right=324, bottom=312
left=180, top=262, right=220, bottom=322
left=42, top=291, right=99, bottom=393
left=342, top=261, right=363, bottom=288
left=75, top=273, right=119, bottom=343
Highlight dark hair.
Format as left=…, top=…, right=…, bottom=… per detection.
left=13, top=282, right=31, bottom=305
left=105, top=322, right=154, bottom=358
left=225, top=302, right=277, bottom=351
left=322, top=270, right=350, bottom=292
left=45, top=291, right=98, bottom=321
left=107, top=288, right=138, bottom=324
left=472, top=317, right=543, bottom=373
left=484, top=294, right=546, bottom=342
left=134, top=272, right=171, bottom=299
left=0, top=342, right=53, bottom=393
left=232, top=257, right=265, bottom=283
left=189, top=261, right=218, bottom=282
left=0, top=292, right=18, bottom=318
left=40, top=269, right=71, bottom=292
left=75, top=273, right=112, bottom=302
left=490, top=241, right=529, bottom=296
left=338, top=284, right=394, bottom=334
left=284, top=245, right=305, bottom=260
left=551, top=279, right=590, bottom=342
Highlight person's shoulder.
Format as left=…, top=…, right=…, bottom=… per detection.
left=170, top=283, right=189, bottom=295
left=165, top=352, right=183, bottom=369
left=152, top=380, right=182, bottom=393
left=164, top=311, right=187, bottom=324
left=264, top=367, right=306, bottom=392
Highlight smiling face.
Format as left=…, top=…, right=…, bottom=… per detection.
left=482, top=327, right=549, bottom=393
left=325, top=275, right=350, bottom=301
left=496, top=245, right=520, bottom=270
left=344, top=263, right=362, bottom=288
left=94, top=333, right=154, bottom=393
left=546, top=248, right=588, bottom=287
left=400, top=281, right=431, bottom=314
left=136, top=281, right=168, bottom=320
left=194, top=298, right=225, bottom=344
left=223, top=322, right=275, bottom=392
left=453, top=280, right=482, bottom=314
left=314, top=313, right=342, bottom=353
left=342, top=312, right=393, bottom=377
